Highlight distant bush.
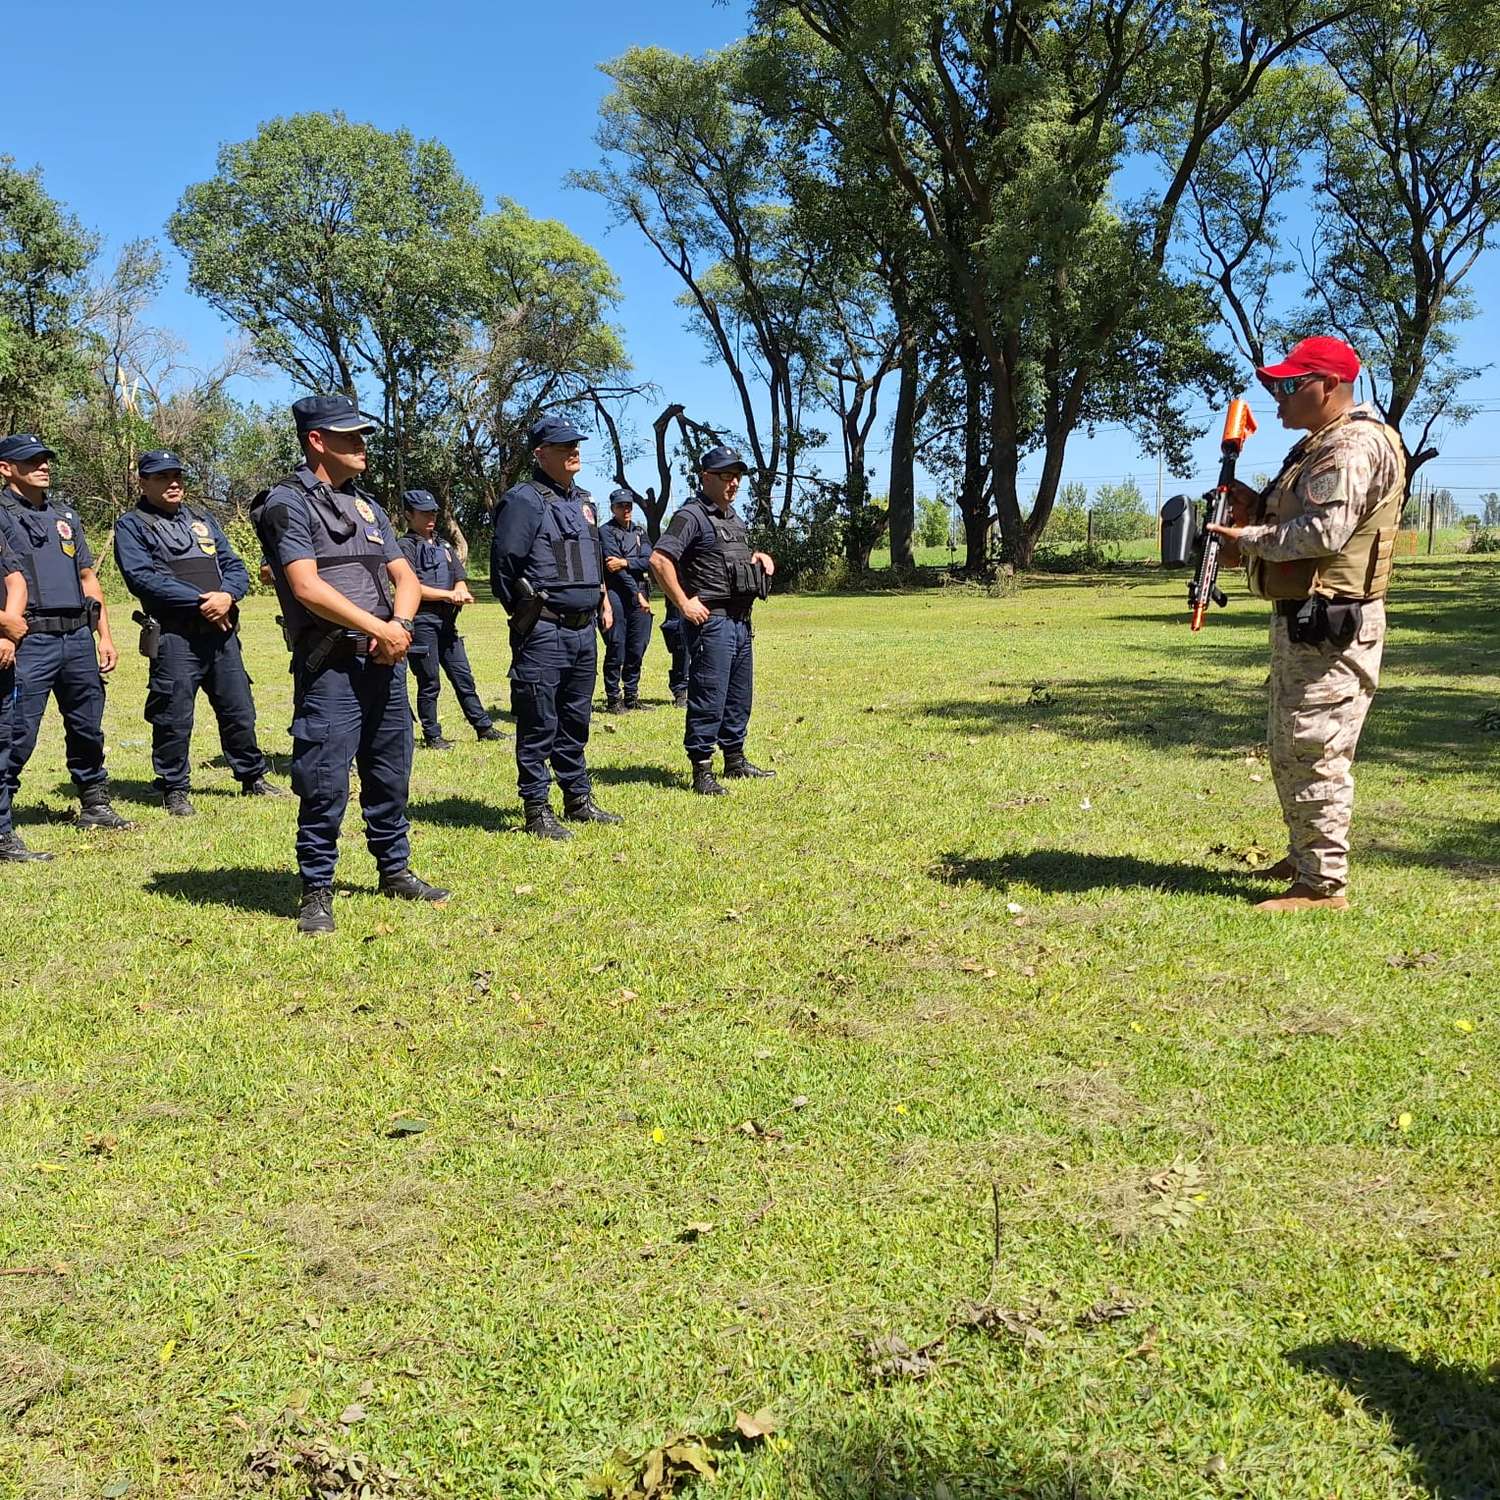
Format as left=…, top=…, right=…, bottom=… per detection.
left=1465, top=528, right=1500, bottom=554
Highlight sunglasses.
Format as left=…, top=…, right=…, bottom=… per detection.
left=1266, top=373, right=1322, bottom=398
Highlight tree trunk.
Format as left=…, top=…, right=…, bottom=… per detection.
left=887, top=338, right=918, bottom=571
left=960, top=372, right=990, bottom=571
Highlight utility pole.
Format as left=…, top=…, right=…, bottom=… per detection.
left=1426, top=476, right=1437, bottom=556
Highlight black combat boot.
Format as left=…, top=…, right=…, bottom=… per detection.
left=242, top=777, right=291, bottom=797
left=297, top=885, right=336, bottom=935
left=623, top=696, right=653, bottom=712
left=423, top=734, right=455, bottom=751
left=0, top=831, right=53, bottom=863
left=76, top=783, right=133, bottom=830
left=672, top=691, right=689, bottom=708
left=163, top=788, right=196, bottom=817
left=563, top=793, right=623, bottom=825
left=722, top=750, right=775, bottom=779
left=476, top=724, right=509, bottom=741
left=604, top=697, right=625, bottom=714
left=523, top=801, right=573, bottom=840
left=379, top=869, right=450, bottom=902
left=691, top=760, right=727, bottom=796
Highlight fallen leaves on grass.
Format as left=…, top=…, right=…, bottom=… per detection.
left=586, top=1411, right=778, bottom=1499
left=1077, top=1291, right=1142, bottom=1327
left=1140, top=1157, right=1205, bottom=1234
left=1386, top=950, right=1441, bottom=970
left=862, top=1333, right=945, bottom=1383
left=383, top=1117, right=428, bottom=1139
left=734, top=1119, right=784, bottom=1142
left=675, top=1222, right=715, bottom=1243
left=1208, top=841, right=1272, bottom=867
left=247, top=1434, right=401, bottom=1497
left=956, top=1297, right=1050, bottom=1348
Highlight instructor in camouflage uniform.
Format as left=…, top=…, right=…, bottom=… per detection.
left=1209, top=336, right=1405, bottom=912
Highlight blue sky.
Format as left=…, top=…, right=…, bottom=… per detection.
left=9, top=0, right=1499, bottom=514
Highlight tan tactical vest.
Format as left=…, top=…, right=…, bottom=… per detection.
left=1246, top=411, right=1406, bottom=601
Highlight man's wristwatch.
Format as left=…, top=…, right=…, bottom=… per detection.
left=394, top=616, right=415, bottom=632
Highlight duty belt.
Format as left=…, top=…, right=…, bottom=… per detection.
left=540, top=606, right=596, bottom=630
left=1274, top=595, right=1370, bottom=617
left=705, top=603, right=754, bottom=620
left=26, top=609, right=90, bottom=635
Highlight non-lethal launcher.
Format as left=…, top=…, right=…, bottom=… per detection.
left=1186, top=399, right=1256, bottom=631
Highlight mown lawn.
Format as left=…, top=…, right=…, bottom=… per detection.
left=3, top=558, right=1497, bottom=1500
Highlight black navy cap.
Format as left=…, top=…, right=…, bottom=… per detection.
left=699, top=445, right=749, bottom=474
left=609, top=488, right=636, bottom=509
left=527, top=416, right=587, bottom=449
left=402, top=489, right=438, bottom=512
left=291, top=394, right=377, bottom=436
left=0, top=433, right=56, bottom=464
left=138, top=449, right=185, bottom=476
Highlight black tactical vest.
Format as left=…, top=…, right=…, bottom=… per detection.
left=0, top=490, right=85, bottom=612
left=680, top=498, right=763, bottom=605
left=252, top=472, right=392, bottom=636
left=140, top=505, right=224, bottom=593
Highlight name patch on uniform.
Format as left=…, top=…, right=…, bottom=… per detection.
left=355, top=499, right=376, bottom=524
left=56, top=518, right=76, bottom=557
left=366, top=529, right=383, bottom=543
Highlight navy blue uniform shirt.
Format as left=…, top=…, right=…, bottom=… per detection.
left=399, top=529, right=466, bottom=616
left=599, top=517, right=652, bottom=600
left=114, top=499, right=251, bottom=616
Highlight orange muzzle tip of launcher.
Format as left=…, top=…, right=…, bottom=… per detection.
left=1223, top=399, right=1256, bottom=448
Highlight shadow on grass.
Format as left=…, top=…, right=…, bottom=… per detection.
left=145, top=866, right=300, bottom=915
left=589, top=763, right=684, bottom=790
left=790, top=1419, right=1113, bottom=1498
left=922, top=678, right=1494, bottom=774
left=1288, top=1340, right=1500, bottom=1499
left=933, top=848, right=1266, bottom=901
left=1367, top=816, right=1500, bottom=881
left=411, top=796, right=519, bottom=833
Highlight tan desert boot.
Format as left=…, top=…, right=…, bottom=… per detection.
left=1254, top=882, right=1350, bottom=913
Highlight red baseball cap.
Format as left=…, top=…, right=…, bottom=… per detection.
left=1257, top=336, right=1361, bottom=384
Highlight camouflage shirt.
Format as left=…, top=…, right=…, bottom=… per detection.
left=1238, top=403, right=1403, bottom=562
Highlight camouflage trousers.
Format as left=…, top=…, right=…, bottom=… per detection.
left=1267, top=599, right=1385, bottom=895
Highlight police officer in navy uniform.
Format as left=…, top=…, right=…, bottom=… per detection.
left=490, top=416, right=620, bottom=839
left=660, top=601, right=689, bottom=708
left=398, top=489, right=505, bottom=750
left=0, top=433, right=133, bottom=840
left=113, top=450, right=287, bottom=815
left=0, top=520, right=36, bottom=860
left=252, top=396, right=448, bottom=934
left=649, top=447, right=777, bottom=795
left=599, top=488, right=655, bottom=712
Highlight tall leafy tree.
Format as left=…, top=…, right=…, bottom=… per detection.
left=169, top=112, right=484, bottom=493
left=0, top=158, right=97, bottom=432
left=573, top=44, right=827, bottom=530
left=750, top=0, right=1358, bottom=567
left=1299, top=0, right=1500, bottom=484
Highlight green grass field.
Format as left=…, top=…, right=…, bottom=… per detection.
left=3, top=558, right=1498, bottom=1499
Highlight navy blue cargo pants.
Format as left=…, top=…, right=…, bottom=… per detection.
left=146, top=628, right=267, bottom=793
left=4, top=627, right=108, bottom=828
left=601, top=591, right=653, bottom=703
left=289, top=650, right=413, bottom=887
left=410, top=614, right=492, bottom=741
left=510, top=619, right=595, bottom=804
left=683, top=612, right=753, bottom=761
